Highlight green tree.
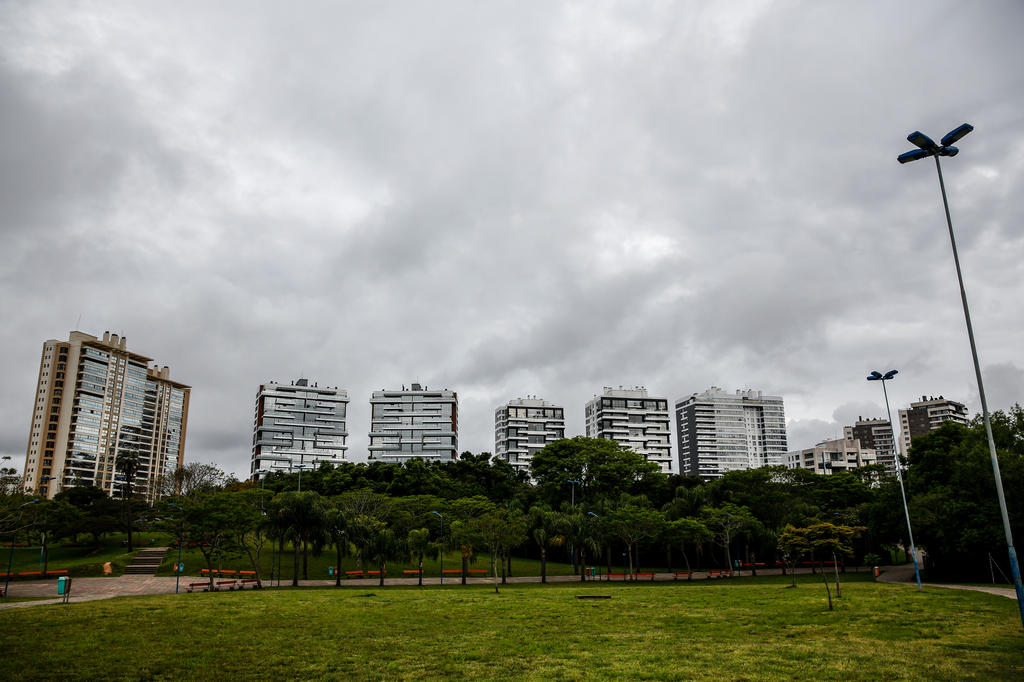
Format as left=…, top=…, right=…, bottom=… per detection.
left=115, top=451, right=141, bottom=551
left=701, top=503, right=758, bottom=572
left=277, top=491, right=327, bottom=585
left=406, top=528, right=432, bottom=586
left=528, top=505, right=566, bottom=583
left=530, top=437, right=662, bottom=509
left=663, top=517, right=712, bottom=579
left=902, top=412, right=1024, bottom=581
left=605, top=502, right=665, bottom=580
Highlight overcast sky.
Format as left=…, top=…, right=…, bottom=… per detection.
left=2, top=1, right=1022, bottom=480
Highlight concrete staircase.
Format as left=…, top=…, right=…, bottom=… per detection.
left=124, top=547, right=168, bottom=575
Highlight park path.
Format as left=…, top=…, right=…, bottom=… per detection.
left=3, top=563, right=1014, bottom=610
left=877, top=562, right=1017, bottom=599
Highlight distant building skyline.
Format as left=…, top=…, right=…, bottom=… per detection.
left=585, top=387, right=673, bottom=473
left=494, top=397, right=565, bottom=472
left=787, top=436, right=878, bottom=475
left=845, top=417, right=896, bottom=474
left=898, top=395, right=969, bottom=455
left=22, top=331, right=189, bottom=502
left=250, top=379, right=349, bottom=480
left=675, top=387, right=788, bottom=480
left=369, top=384, right=458, bottom=462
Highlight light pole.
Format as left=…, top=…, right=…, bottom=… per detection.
left=867, top=370, right=921, bottom=591
left=431, top=511, right=443, bottom=585
left=4, top=499, right=39, bottom=597
left=38, top=477, right=55, bottom=573
left=587, top=512, right=600, bottom=580
left=168, top=502, right=185, bottom=594
left=898, top=124, right=1024, bottom=623
left=568, top=480, right=580, bottom=574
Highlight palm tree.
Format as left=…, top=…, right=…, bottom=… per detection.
left=277, top=491, right=327, bottom=586
left=529, top=506, right=565, bottom=584
left=115, top=451, right=141, bottom=551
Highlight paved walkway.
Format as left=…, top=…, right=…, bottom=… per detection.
left=1, top=564, right=1016, bottom=610
left=877, top=562, right=1018, bottom=599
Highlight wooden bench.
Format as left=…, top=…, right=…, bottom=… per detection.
left=186, top=582, right=209, bottom=593
left=403, top=570, right=423, bottom=575
left=215, top=580, right=238, bottom=591
left=468, top=570, right=487, bottom=575
left=635, top=572, right=656, bottom=581
left=673, top=571, right=693, bottom=580
left=17, top=571, right=42, bottom=577
left=239, top=578, right=261, bottom=589
left=366, top=570, right=386, bottom=577
left=48, top=569, right=69, bottom=576
left=345, top=571, right=365, bottom=579
left=606, top=572, right=628, bottom=581
left=705, top=570, right=732, bottom=578
left=237, top=570, right=256, bottom=577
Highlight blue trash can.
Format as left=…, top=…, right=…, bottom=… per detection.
left=58, top=576, right=70, bottom=595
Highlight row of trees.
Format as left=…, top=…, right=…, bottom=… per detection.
left=3, top=407, right=1022, bottom=584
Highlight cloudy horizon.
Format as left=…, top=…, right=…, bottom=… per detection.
left=2, top=1, right=1022, bottom=481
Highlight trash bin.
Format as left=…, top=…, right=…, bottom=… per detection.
left=58, top=576, right=72, bottom=596
left=328, top=567, right=335, bottom=577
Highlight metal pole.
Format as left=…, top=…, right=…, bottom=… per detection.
left=4, top=532, right=16, bottom=598
left=933, top=155, right=1024, bottom=622
left=879, top=378, right=922, bottom=590
left=432, top=511, right=443, bottom=585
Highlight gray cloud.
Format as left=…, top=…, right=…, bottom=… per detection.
left=1, top=1, right=1022, bottom=478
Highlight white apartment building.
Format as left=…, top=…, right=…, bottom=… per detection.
left=494, top=397, right=565, bottom=472
left=251, top=379, right=349, bottom=479
left=23, top=331, right=189, bottom=502
left=369, top=383, right=458, bottom=461
left=786, top=437, right=878, bottom=475
left=585, top=387, right=673, bottom=473
left=675, top=387, right=788, bottom=480
left=898, top=395, right=969, bottom=455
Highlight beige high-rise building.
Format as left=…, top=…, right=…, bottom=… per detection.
left=23, top=331, right=190, bottom=502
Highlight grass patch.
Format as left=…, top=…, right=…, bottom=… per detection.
left=0, top=578, right=1020, bottom=679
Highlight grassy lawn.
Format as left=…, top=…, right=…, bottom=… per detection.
left=1, top=576, right=1021, bottom=679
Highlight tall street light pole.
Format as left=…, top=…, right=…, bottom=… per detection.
left=568, top=480, right=580, bottom=574
left=168, top=503, right=185, bottom=594
left=431, top=511, right=443, bottom=585
left=867, top=370, right=921, bottom=590
left=899, top=124, right=1024, bottom=624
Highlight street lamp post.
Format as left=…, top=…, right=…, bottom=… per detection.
left=568, top=480, right=580, bottom=573
left=898, top=124, right=1024, bottom=624
left=4, top=499, right=39, bottom=598
left=867, top=370, right=921, bottom=591
left=168, top=503, right=185, bottom=594
left=431, top=511, right=443, bottom=585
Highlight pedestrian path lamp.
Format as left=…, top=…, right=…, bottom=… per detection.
left=867, top=370, right=921, bottom=591
left=431, top=511, right=443, bottom=585
left=898, top=124, right=1024, bottom=625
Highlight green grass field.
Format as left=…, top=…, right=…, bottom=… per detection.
left=1, top=575, right=1021, bottom=679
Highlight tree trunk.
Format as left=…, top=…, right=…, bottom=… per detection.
left=335, top=544, right=342, bottom=587
left=580, top=547, right=586, bottom=582
left=627, top=543, right=634, bottom=581
left=292, top=540, right=300, bottom=587
left=302, top=540, right=309, bottom=580
left=379, top=559, right=385, bottom=587
left=832, top=552, right=842, bottom=598
left=501, top=551, right=507, bottom=585
left=820, top=560, right=833, bottom=610
left=461, top=553, right=468, bottom=585
left=540, top=547, right=547, bottom=583
left=417, top=555, right=423, bottom=587
left=682, top=546, right=692, bottom=581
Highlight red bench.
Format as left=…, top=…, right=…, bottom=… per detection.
left=345, top=571, right=364, bottom=578
left=635, top=572, right=656, bottom=581
left=403, top=569, right=423, bottom=575
left=239, top=578, right=260, bottom=589
left=186, top=582, right=208, bottom=593
left=215, top=580, right=238, bottom=591
left=606, top=572, right=628, bottom=581
left=673, top=571, right=693, bottom=580
left=705, top=570, right=732, bottom=578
